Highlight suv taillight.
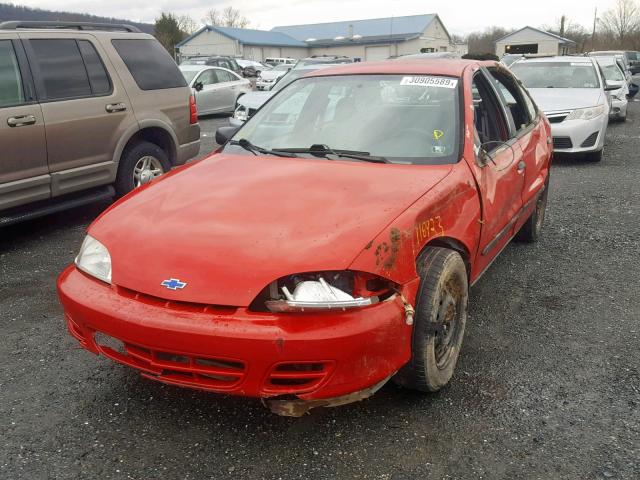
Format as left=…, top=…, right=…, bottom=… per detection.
left=189, top=95, right=198, bottom=124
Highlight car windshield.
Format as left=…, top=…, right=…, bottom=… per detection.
left=598, top=62, right=625, bottom=83
left=272, top=65, right=290, bottom=71
left=271, top=69, right=319, bottom=92
left=180, top=70, right=199, bottom=84
left=225, top=74, right=461, bottom=165
left=512, top=62, right=600, bottom=88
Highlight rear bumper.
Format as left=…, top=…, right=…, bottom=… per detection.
left=176, top=139, right=201, bottom=165
left=57, top=266, right=411, bottom=400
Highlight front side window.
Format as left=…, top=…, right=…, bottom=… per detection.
left=217, top=70, right=236, bottom=82
left=511, top=61, right=600, bottom=89
left=112, top=39, right=187, bottom=91
left=197, top=70, right=220, bottom=86
left=30, top=39, right=91, bottom=100
left=0, top=40, right=25, bottom=107
left=226, top=74, right=461, bottom=165
left=472, top=73, right=509, bottom=151
left=487, top=68, right=533, bottom=133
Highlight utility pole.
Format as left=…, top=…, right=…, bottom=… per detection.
left=591, top=7, right=597, bottom=50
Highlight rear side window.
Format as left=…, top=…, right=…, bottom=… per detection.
left=0, top=40, right=25, bottom=107
left=78, top=40, right=111, bottom=95
left=218, top=70, right=236, bottom=82
left=112, top=39, right=187, bottom=90
left=30, top=39, right=91, bottom=100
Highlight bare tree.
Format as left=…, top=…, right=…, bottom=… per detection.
left=201, top=6, right=249, bottom=28
left=544, top=16, right=590, bottom=52
left=221, top=6, right=249, bottom=28
left=202, top=8, right=221, bottom=26
left=600, top=0, right=640, bottom=47
left=177, top=15, right=197, bottom=34
left=467, top=26, right=512, bottom=54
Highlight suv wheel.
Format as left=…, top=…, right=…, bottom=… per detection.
left=115, top=141, right=170, bottom=196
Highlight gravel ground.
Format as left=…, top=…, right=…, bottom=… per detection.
left=1, top=105, right=639, bottom=480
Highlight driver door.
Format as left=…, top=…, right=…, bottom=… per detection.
left=464, top=70, right=525, bottom=276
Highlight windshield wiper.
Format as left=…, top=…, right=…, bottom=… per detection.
left=230, top=138, right=298, bottom=158
left=276, top=144, right=390, bottom=164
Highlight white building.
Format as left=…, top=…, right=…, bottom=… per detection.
left=176, top=14, right=455, bottom=62
left=495, top=26, right=576, bottom=57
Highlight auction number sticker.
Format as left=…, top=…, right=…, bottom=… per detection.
left=400, top=76, right=458, bottom=88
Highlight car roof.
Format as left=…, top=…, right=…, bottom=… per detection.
left=515, top=55, right=594, bottom=64
left=179, top=65, right=238, bottom=75
left=306, top=59, right=489, bottom=78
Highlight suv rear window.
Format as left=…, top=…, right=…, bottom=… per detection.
left=112, top=39, right=187, bottom=90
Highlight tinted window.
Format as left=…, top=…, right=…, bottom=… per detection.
left=78, top=40, right=111, bottom=95
left=0, top=41, right=25, bottom=107
left=112, top=39, right=187, bottom=90
left=30, top=39, right=91, bottom=100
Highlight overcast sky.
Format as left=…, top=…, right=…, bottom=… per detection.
left=19, top=0, right=619, bottom=34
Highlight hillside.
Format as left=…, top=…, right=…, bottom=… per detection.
left=0, top=3, right=154, bottom=34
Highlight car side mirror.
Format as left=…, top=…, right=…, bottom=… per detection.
left=215, top=126, right=239, bottom=145
left=194, top=82, right=204, bottom=92
left=605, top=82, right=620, bottom=91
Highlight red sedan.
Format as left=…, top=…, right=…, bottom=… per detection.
left=58, top=60, right=552, bottom=416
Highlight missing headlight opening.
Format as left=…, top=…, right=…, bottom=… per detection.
left=255, top=271, right=395, bottom=313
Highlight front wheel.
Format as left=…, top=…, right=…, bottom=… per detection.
left=393, top=247, right=468, bottom=392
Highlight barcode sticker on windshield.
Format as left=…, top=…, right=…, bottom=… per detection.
left=400, top=76, right=458, bottom=88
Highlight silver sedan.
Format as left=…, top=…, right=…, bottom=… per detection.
left=180, top=65, right=252, bottom=116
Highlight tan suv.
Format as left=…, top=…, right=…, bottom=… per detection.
left=0, top=21, right=200, bottom=225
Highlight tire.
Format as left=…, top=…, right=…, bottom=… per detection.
left=585, top=149, right=603, bottom=162
left=393, top=247, right=468, bottom=392
left=114, top=141, right=170, bottom=197
left=515, top=177, right=549, bottom=243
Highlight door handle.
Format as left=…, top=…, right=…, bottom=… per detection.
left=105, top=103, right=127, bottom=113
left=7, top=115, right=36, bottom=127
left=517, top=161, right=526, bottom=172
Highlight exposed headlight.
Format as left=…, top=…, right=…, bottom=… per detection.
left=233, top=106, right=248, bottom=122
left=75, top=235, right=111, bottom=284
left=565, top=105, right=605, bottom=121
left=257, top=271, right=394, bottom=313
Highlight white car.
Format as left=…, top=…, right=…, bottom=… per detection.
left=511, top=56, right=615, bottom=162
left=595, top=57, right=629, bottom=121
left=255, top=64, right=291, bottom=90
left=179, top=65, right=251, bottom=115
left=230, top=64, right=337, bottom=127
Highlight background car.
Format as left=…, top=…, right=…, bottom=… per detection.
left=231, top=64, right=337, bottom=126
left=0, top=21, right=200, bottom=226
left=294, top=55, right=354, bottom=67
left=255, top=64, right=292, bottom=90
left=511, top=56, right=613, bottom=162
left=179, top=65, right=251, bottom=116
left=181, top=55, right=243, bottom=76
left=236, top=59, right=269, bottom=77
left=264, top=57, right=296, bottom=67
left=595, top=56, right=629, bottom=121
left=590, top=50, right=640, bottom=75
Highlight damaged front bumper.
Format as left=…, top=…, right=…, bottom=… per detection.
left=57, top=266, right=413, bottom=414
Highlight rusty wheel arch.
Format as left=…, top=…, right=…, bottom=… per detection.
left=415, top=237, right=471, bottom=280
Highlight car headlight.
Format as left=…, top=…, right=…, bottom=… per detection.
left=233, top=106, right=248, bottom=121
left=75, top=235, right=112, bottom=284
left=254, top=271, right=395, bottom=313
left=565, top=105, right=605, bottom=121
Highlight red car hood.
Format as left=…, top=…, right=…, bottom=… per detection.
left=90, top=153, right=452, bottom=306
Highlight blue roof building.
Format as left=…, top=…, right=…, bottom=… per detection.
left=176, top=14, right=455, bottom=63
